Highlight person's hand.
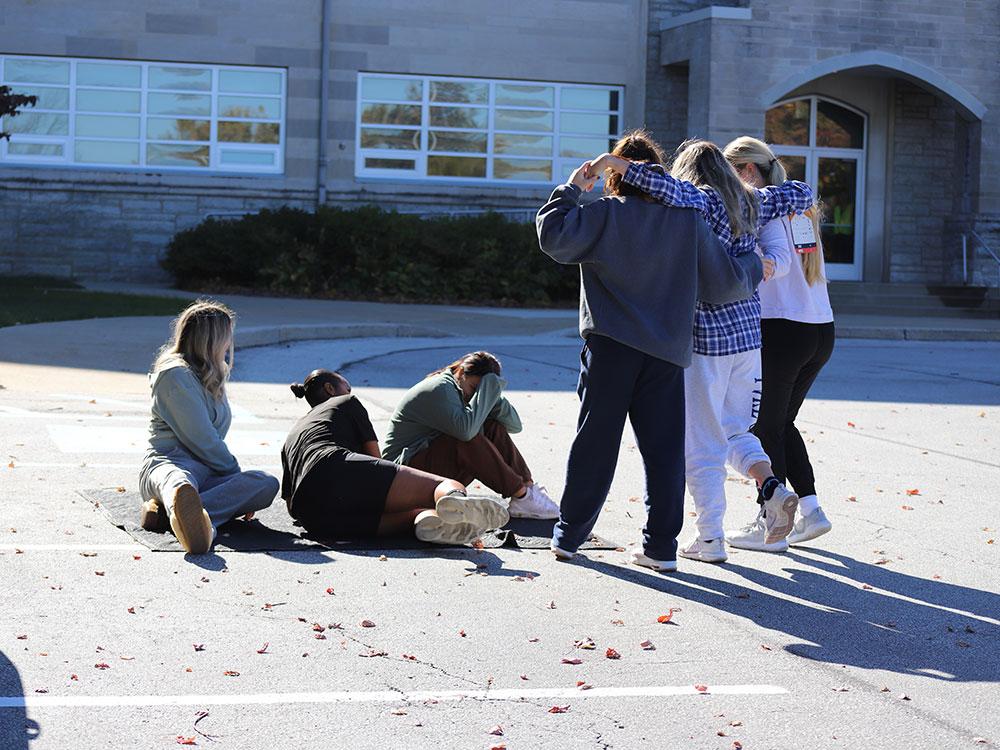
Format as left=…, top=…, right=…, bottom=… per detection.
left=568, top=162, right=597, bottom=192
left=584, top=153, right=629, bottom=180
left=762, top=256, right=776, bottom=281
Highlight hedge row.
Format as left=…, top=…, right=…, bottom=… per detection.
left=162, top=205, right=578, bottom=306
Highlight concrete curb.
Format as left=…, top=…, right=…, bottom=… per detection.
left=837, top=326, right=1000, bottom=342
left=234, top=323, right=452, bottom=350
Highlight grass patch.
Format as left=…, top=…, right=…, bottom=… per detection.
left=0, top=276, right=192, bottom=327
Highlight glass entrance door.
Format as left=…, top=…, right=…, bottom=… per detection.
left=765, top=97, right=866, bottom=281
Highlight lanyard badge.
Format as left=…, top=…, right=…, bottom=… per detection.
left=789, top=213, right=818, bottom=254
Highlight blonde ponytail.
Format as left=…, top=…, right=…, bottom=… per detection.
left=723, top=136, right=826, bottom=286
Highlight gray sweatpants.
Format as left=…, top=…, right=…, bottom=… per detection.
left=139, top=447, right=278, bottom=529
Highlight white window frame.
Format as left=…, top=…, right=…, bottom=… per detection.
left=355, top=72, right=624, bottom=187
left=0, top=54, right=286, bottom=175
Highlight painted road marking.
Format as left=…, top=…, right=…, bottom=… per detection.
left=0, top=684, right=788, bottom=708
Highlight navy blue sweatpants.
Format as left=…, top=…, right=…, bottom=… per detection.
left=553, top=335, right=686, bottom=561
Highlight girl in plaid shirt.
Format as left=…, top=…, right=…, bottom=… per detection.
left=588, top=140, right=815, bottom=563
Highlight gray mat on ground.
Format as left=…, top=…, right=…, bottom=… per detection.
left=79, top=488, right=618, bottom=553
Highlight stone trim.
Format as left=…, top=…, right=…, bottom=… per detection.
left=658, top=5, right=752, bottom=32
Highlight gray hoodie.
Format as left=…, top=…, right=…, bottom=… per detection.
left=144, top=363, right=239, bottom=475
left=536, top=183, right=762, bottom=367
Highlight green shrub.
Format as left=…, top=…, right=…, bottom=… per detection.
left=162, top=205, right=577, bottom=306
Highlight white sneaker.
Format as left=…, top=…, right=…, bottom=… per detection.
left=630, top=550, right=677, bottom=573
left=436, top=490, right=510, bottom=530
left=414, top=510, right=484, bottom=546
left=551, top=543, right=576, bottom=561
left=761, top=483, right=798, bottom=544
left=678, top=537, right=728, bottom=563
left=787, top=507, right=832, bottom=546
left=726, top=510, right=788, bottom=552
left=508, top=484, right=560, bottom=519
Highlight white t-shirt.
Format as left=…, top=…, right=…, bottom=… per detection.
left=757, top=216, right=834, bottom=324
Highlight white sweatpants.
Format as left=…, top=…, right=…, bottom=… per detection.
left=685, top=349, right=771, bottom=540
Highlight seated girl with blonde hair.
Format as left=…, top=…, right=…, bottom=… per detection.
left=138, top=300, right=279, bottom=554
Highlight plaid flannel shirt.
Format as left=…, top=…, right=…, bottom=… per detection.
left=624, top=163, right=814, bottom=356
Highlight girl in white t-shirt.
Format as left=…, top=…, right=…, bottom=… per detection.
left=723, top=137, right=834, bottom=545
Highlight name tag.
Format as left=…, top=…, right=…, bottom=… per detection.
left=789, top=213, right=818, bottom=253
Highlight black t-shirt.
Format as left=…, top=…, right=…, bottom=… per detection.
left=281, top=395, right=378, bottom=506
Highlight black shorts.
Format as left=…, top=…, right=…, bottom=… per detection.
left=292, top=450, right=399, bottom=540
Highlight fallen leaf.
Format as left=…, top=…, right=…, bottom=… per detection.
left=880, top=686, right=891, bottom=692
left=574, top=638, right=596, bottom=650
left=487, top=725, right=504, bottom=736
left=548, top=705, right=570, bottom=714
left=16, top=635, right=27, bottom=640
left=732, top=743, right=743, bottom=750
left=527, top=638, right=540, bottom=643
left=175, top=737, right=197, bottom=746
left=694, top=684, right=709, bottom=693
left=115, top=486, right=126, bottom=494
left=132, top=555, right=142, bottom=560
left=127, top=607, right=136, bottom=614
left=325, top=587, right=335, bottom=595
left=847, top=495, right=857, bottom=502
left=314, top=633, right=327, bottom=640
left=730, top=720, right=743, bottom=727
left=94, top=571, right=105, bottom=576
left=390, top=709, right=407, bottom=716
left=359, top=649, right=387, bottom=658
left=640, top=640, right=655, bottom=650
left=360, top=620, right=376, bottom=628
left=899, top=693, right=911, bottom=701
left=832, top=686, right=850, bottom=692
left=70, top=674, right=78, bottom=681
left=223, top=671, right=240, bottom=677
left=458, top=629, right=466, bottom=637
left=94, top=663, right=110, bottom=670
left=193, top=644, right=205, bottom=652
left=901, top=505, right=914, bottom=511
left=312, top=623, right=326, bottom=632
left=906, top=488, right=920, bottom=496
left=657, top=608, right=682, bottom=624
left=490, top=745, right=507, bottom=750
left=847, top=421, right=856, bottom=428
left=862, top=584, right=874, bottom=590
left=256, top=643, right=269, bottom=654
left=519, top=674, right=528, bottom=680
left=547, top=601, right=557, bottom=609
left=605, top=648, right=621, bottom=660
left=561, top=657, right=583, bottom=665
left=760, top=644, right=772, bottom=651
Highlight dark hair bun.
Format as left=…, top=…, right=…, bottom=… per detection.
left=290, top=383, right=307, bottom=398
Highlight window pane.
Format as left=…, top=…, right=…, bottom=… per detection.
left=218, top=121, right=279, bottom=144
left=220, top=150, right=276, bottom=166
left=74, top=140, right=139, bottom=164
left=779, top=155, right=806, bottom=182
left=429, top=130, right=487, bottom=153
left=218, top=95, right=280, bottom=119
left=8, top=142, right=64, bottom=157
left=494, top=133, right=552, bottom=156
left=364, top=157, right=415, bottom=170
left=495, top=109, right=553, bottom=132
left=148, top=66, right=212, bottom=91
left=361, top=103, right=421, bottom=126
left=429, top=106, right=487, bottom=129
left=147, top=117, right=210, bottom=141
left=427, top=155, right=486, bottom=178
left=818, top=157, right=858, bottom=265
left=2, top=113, right=68, bottom=136
left=816, top=100, right=864, bottom=149
left=559, top=135, right=611, bottom=158
left=561, top=87, right=618, bottom=111
left=360, top=127, right=420, bottom=150
left=4, top=58, right=69, bottom=84
left=147, top=92, right=210, bottom=116
left=429, top=80, right=487, bottom=104
left=147, top=143, right=210, bottom=167
left=560, top=112, right=617, bottom=135
left=495, top=84, right=553, bottom=108
left=15, top=86, right=69, bottom=110
left=765, top=100, right=810, bottom=146
left=77, top=89, right=141, bottom=113
left=75, top=114, right=140, bottom=138
left=218, top=69, right=281, bottom=95
left=361, top=77, right=422, bottom=102
left=76, top=62, right=140, bottom=88
left=494, top=158, right=551, bottom=181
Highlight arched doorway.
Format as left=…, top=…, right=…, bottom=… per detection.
left=765, top=96, right=866, bottom=281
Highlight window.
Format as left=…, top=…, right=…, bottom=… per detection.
left=356, top=73, right=624, bottom=185
left=0, top=55, right=285, bottom=174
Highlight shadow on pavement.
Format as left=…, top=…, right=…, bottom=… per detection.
left=0, top=649, right=37, bottom=750
left=574, top=552, right=998, bottom=683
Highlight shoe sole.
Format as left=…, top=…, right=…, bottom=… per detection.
left=437, top=493, right=510, bottom=530
left=169, top=485, right=214, bottom=554
left=551, top=545, right=576, bottom=560
left=631, top=555, right=677, bottom=573
left=764, top=493, right=799, bottom=545
left=509, top=509, right=560, bottom=520
left=788, top=521, right=833, bottom=546
left=727, top=538, right=789, bottom=552
left=414, top=512, right=483, bottom=546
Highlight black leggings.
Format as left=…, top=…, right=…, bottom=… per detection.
left=751, top=319, right=835, bottom=498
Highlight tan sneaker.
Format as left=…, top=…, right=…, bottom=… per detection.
left=140, top=497, right=169, bottom=531
left=169, top=484, right=214, bottom=554
left=435, top=490, right=510, bottom=530
left=414, top=510, right=484, bottom=546
left=761, top=484, right=799, bottom=544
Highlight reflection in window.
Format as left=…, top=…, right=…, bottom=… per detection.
left=428, top=155, right=487, bottom=178
left=0, top=55, right=284, bottom=172
left=429, top=131, right=487, bottom=153
left=429, top=106, right=488, bottom=129
left=430, top=80, right=487, bottom=104
left=361, top=103, right=421, bottom=126
left=816, top=100, right=864, bottom=148
left=765, top=100, right=810, bottom=146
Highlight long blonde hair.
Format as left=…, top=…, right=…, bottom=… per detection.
left=723, top=136, right=825, bottom=286
left=153, top=300, right=235, bottom=399
left=670, top=139, right=757, bottom=238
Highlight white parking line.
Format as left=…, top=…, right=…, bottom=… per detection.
left=1, top=684, right=788, bottom=708
left=0, top=544, right=145, bottom=551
